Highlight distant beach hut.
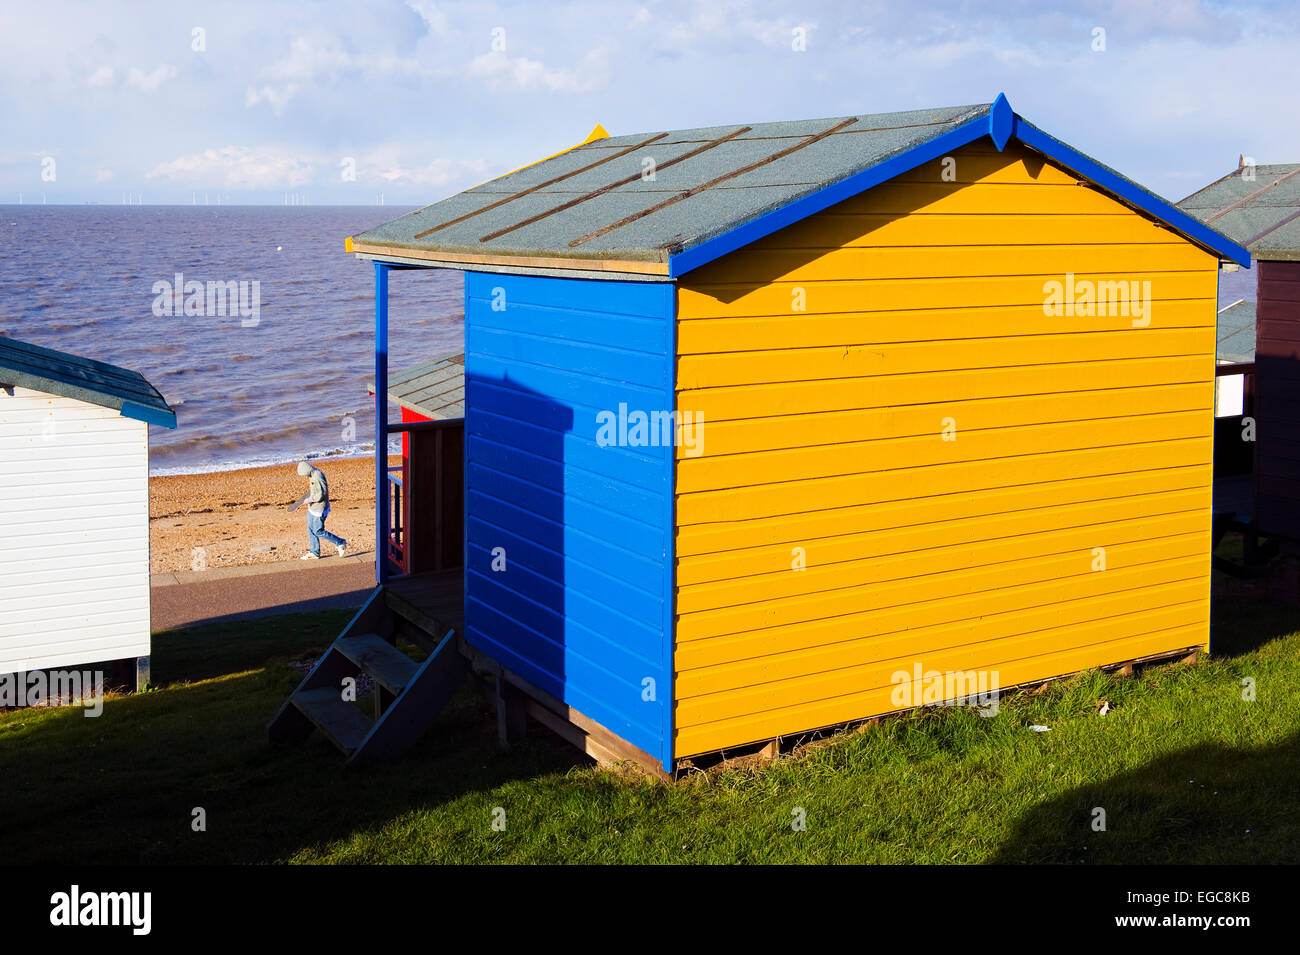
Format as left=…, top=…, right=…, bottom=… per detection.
left=1181, top=162, right=1300, bottom=539
left=0, top=336, right=176, bottom=692
left=1211, top=299, right=1256, bottom=487
left=274, top=96, right=1249, bottom=774
left=367, top=352, right=465, bottom=573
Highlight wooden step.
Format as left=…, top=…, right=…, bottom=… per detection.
left=345, top=628, right=466, bottom=764
left=291, top=688, right=374, bottom=756
left=335, top=633, right=418, bottom=694
left=269, top=579, right=469, bottom=763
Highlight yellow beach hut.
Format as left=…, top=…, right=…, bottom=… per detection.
left=277, top=95, right=1250, bottom=773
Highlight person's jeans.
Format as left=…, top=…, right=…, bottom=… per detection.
left=308, top=508, right=346, bottom=556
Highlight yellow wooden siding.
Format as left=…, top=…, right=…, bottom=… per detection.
left=672, top=140, right=1219, bottom=759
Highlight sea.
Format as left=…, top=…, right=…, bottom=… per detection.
left=0, top=204, right=462, bottom=474
left=1, top=205, right=1256, bottom=475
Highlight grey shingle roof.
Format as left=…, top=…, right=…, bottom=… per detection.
left=352, top=104, right=990, bottom=267
left=0, top=335, right=176, bottom=428
left=1178, top=163, right=1300, bottom=260
left=1216, top=299, right=1256, bottom=364
left=370, top=353, right=465, bottom=419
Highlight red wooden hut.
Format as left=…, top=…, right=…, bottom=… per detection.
left=368, top=352, right=464, bottom=574
left=1181, top=161, right=1300, bottom=540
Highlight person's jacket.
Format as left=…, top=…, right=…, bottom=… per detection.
left=306, top=467, right=329, bottom=517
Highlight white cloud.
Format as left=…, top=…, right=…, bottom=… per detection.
left=245, top=84, right=297, bottom=113
left=245, top=31, right=434, bottom=113
left=146, top=146, right=315, bottom=190
left=87, top=66, right=114, bottom=88
left=144, top=142, right=492, bottom=194
left=4, top=0, right=1300, bottom=204
left=406, top=0, right=450, bottom=36
left=466, top=42, right=614, bottom=94
left=125, top=64, right=176, bottom=93
left=373, top=155, right=492, bottom=187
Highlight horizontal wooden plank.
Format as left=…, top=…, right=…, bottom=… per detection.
left=466, top=355, right=666, bottom=418
left=1, top=627, right=150, bottom=657
left=470, top=407, right=667, bottom=492
left=1252, top=318, right=1300, bottom=343
left=697, top=243, right=1211, bottom=285
left=675, top=556, right=1206, bottom=673
left=676, top=384, right=1209, bottom=459
left=831, top=181, right=1133, bottom=216
left=674, top=616, right=1206, bottom=751
left=677, top=301, right=1216, bottom=354
left=1259, top=261, right=1300, bottom=282
left=1, top=601, right=151, bottom=634
left=466, top=299, right=669, bottom=355
left=678, top=437, right=1211, bottom=525
left=4, top=547, right=151, bottom=578
left=466, top=504, right=663, bottom=597
left=678, top=273, right=1216, bottom=317
left=468, top=434, right=665, bottom=521
left=677, top=579, right=1207, bottom=699
left=677, top=409, right=1211, bottom=493
left=676, top=509, right=1206, bottom=615
left=677, top=486, right=1208, bottom=585
left=1256, top=309, right=1300, bottom=332
left=678, top=327, right=1214, bottom=390
left=1259, top=283, right=1300, bottom=306
left=467, top=462, right=666, bottom=559
left=678, top=355, right=1208, bottom=422
left=676, top=532, right=1205, bottom=642
left=889, top=151, right=1082, bottom=185
left=465, top=534, right=664, bottom=635
left=676, top=465, right=1208, bottom=557
left=467, top=324, right=669, bottom=390
left=743, top=213, right=1186, bottom=252
left=1, top=639, right=151, bottom=675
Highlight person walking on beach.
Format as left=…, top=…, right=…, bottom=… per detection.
left=295, top=461, right=347, bottom=559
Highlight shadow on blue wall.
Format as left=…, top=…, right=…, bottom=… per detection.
left=462, top=372, right=575, bottom=697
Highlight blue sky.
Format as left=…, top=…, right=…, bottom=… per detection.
left=2, top=0, right=1296, bottom=206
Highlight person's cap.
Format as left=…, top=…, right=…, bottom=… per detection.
left=297, top=461, right=311, bottom=476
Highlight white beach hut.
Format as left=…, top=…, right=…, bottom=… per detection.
left=0, top=336, right=176, bottom=691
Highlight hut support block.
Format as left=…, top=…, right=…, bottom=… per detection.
left=459, top=639, right=670, bottom=781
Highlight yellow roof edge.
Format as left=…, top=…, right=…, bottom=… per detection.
left=477, top=122, right=610, bottom=188
left=344, top=235, right=355, bottom=253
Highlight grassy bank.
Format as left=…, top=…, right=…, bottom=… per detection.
left=1, top=599, right=1297, bottom=864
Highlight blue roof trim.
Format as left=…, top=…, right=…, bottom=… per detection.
left=1013, top=121, right=1251, bottom=267
left=668, top=112, right=992, bottom=277
left=989, top=92, right=1014, bottom=151
left=669, top=94, right=1252, bottom=276
left=120, top=400, right=177, bottom=429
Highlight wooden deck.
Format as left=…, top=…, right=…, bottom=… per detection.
left=385, top=568, right=465, bottom=639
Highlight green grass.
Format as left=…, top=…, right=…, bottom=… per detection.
left=2, top=597, right=1298, bottom=864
